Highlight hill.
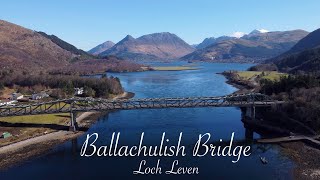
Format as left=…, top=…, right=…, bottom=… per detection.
left=99, top=32, right=194, bottom=60
left=0, top=20, right=73, bottom=73
left=254, top=28, right=320, bottom=73
left=88, top=41, right=115, bottom=55
left=37, top=32, right=95, bottom=61
left=274, top=47, right=320, bottom=73
left=196, top=36, right=235, bottom=49
left=0, top=20, right=143, bottom=75
left=285, top=28, right=320, bottom=54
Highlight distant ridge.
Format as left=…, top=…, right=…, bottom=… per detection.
left=182, top=29, right=308, bottom=63
left=98, top=32, right=194, bottom=60
left=196, top=36, right=235, bottom=49
left=88, top=41, right=115, bottom=55
left=258, top=28, right=320, bottom=73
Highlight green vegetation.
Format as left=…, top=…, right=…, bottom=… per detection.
left=0, top=113, right=69, bottom=125
left=235, top=71, right=287, bottom=81
left=260, top=75, right=320, bottom=132
left=274, top=47, right=320, bottom=73
left=152, top=66, right=199, bottom=71
left=261, top=74, right=320, bottom=96
left=236, top=71, right=261, bottom=79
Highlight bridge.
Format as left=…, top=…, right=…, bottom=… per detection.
left=0, top=93, right=284, bottom=131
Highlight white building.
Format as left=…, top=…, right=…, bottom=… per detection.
left=0, top=100, right=17, bottom=107
left=74, top=88, right=84, bottom=96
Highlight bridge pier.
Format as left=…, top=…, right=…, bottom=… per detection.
left=71, top=138, right=78, bottom=154
left=245, top=128, right=254, bottom=141
left=241, top=106, right=256, bottom=120
left=69, top=111, right=78, bottom=131
left=251, top=105, right=256, bottom=121
left=241, top=107, right=246, bottom=118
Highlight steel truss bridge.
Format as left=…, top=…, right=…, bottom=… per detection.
left=0, top=93, right=284, bottom=131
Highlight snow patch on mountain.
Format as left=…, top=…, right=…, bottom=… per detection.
left=250, top=29, right=270, bottom=34
left=230, top=32, right=247, bottom=38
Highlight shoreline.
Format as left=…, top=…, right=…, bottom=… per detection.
left=217, top=71, right=255, bottom=94
left=0, top=91, right=134, bottom=170
left=219, top=70, right=320, bottom=180
left=0, top=112, right=97, bottom=170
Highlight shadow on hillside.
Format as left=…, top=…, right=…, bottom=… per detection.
left=54, top=115, right=70, bottom=118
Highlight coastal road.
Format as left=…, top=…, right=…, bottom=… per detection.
left=0, top=112, right=94, bottom=154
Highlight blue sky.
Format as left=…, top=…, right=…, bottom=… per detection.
left=1, top=0, right=320, bottom=50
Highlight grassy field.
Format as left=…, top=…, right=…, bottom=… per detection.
left=152, top=66, right=199, bottom=71
left=236, top=71, right=287, bottom=81
left=0, top=113, right=70, bottom=147
left=0, top=113, right=70, bottom=125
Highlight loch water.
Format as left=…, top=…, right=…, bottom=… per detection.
left=0, top=62, right=294, bottom=180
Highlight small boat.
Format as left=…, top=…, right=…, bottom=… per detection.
left=260, top=157, right=268, bottom=164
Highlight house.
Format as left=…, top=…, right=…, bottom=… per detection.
left=11, top=93, right=24, bottom=100
left=32, top=92, right=49, bottom=100
left=1, top=132, right=12, bottom=139
left=74, top=88, right=84, bottom=96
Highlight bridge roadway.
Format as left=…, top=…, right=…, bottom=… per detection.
left=0, top=93, right=283, bottom=118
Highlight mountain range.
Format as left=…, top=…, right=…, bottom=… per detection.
left=194, top=29, right=269, bottom=50
left=89, top=29, right=308, bottom=62
left=255, top=28, right=320, bottom=73
left=1, top=19, right=318, bottom=74
left=181, top=29, right=309, bottom=63
left=90, top=32, right=195, bottom=60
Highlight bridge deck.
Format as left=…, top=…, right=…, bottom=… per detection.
left=0, top=93, right=284, bottom=117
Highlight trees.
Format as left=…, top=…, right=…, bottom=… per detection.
left=0, top=74, right=124, bottom=98
left=50, top=89, right=67, bottom=99
left=260, top=75, right=320, bottom=96
left=260, top=74, right=320, bottom=131
left=17, top=86, right=31, bottom=95
left=84, top=87, right=96, bottom=97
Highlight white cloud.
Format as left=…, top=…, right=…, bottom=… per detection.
left=230, top=32, right=247, bottom=38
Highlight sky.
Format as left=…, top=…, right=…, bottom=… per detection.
left=1, top=0, right=320, bottom=51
